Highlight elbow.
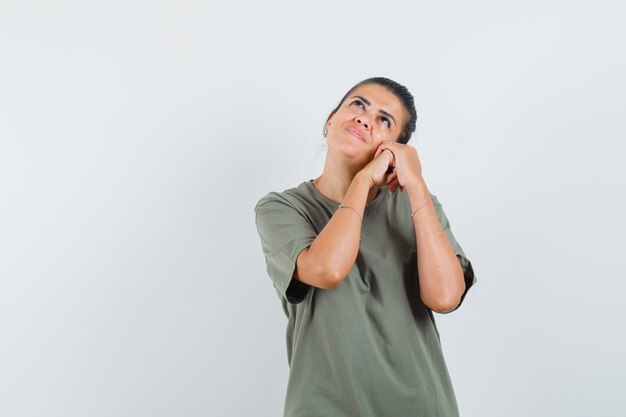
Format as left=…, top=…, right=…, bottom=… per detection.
left=429, top=296, right=461, bottom=314
left=300, top=248, right=350, bottom=290
left=319, top=267, right=349, bottom=289
left=422, top=288, right=464, bottom=314
left=427, top=269, right=466, bottom=314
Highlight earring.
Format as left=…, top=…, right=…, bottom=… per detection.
left=323, top=125, right=328, bottom=137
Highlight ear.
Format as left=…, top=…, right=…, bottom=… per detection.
left=326, top=111, right=335, bottom=124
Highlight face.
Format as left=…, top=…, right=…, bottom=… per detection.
left=326, top=83, right=409, bottom=164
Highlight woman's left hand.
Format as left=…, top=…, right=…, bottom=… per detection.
left=374, top=142, right=424, bottom=192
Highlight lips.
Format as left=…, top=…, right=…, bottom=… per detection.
left=347, top=127, right=365, bottom=142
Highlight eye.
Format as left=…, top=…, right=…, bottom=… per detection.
left=380, top=116, right=391, bottom=127
left=350, top=99, right=365, bottom=110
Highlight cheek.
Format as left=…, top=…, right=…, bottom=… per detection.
left=370, top=139, right=387, bottom=154
left=373, top=128, right=392, bottom=142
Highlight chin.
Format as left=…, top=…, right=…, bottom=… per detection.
left=333, top=141, right=368, bottom=161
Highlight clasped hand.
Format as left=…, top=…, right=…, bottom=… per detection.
left=360, top=142, right=423, bottom=193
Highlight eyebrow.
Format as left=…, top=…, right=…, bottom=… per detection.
left=349, top=95, right=397, bottom=126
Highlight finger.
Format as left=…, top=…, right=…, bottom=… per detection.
left=374, top=143, right=390, bottom=158
left=385, top=148, right=396, bottom=167
left=375, top=141, right=394, bottom=158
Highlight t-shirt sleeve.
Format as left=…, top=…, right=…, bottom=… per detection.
left=254, top=194, right=317, bottom=304
left=430, top=194, right=477, bottom=312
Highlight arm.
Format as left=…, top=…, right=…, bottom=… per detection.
left=407, top=179, right=465, bottom=313
left=295, top=173, right=371, bottom=289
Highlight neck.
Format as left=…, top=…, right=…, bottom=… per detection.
left=314, top=153, right=380, bottom=205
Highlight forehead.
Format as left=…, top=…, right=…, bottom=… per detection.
left=347, top=84, right=408, bottom=125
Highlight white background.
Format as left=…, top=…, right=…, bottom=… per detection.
left=1, top=1, right=625, bottom=416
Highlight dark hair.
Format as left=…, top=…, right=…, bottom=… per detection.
left=325, top=77, right=418, bottom=144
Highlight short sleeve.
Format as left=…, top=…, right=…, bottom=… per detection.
left=254, top=194, right=318, bottom=304
left=431, top=194, right=477, bottom=312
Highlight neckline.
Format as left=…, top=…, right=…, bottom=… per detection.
left=305, top=179, right=388, bottom=214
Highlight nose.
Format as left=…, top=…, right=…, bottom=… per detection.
left=356, top=117, right=370, bottom=130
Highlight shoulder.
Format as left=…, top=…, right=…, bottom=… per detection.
left=254, top=181, right=310, bottom=211
left=254, top=181, right=327, bottom=225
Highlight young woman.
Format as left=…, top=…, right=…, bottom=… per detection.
left=254, top=77, right=477, bottom=417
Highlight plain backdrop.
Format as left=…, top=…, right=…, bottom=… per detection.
left=1, top=1, right=625, bottom=416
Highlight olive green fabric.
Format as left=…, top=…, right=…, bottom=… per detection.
left=254, top=180, right=477, bottom=417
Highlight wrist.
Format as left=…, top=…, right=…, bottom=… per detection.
left=405, top=176, right=427, bottom=192
left=406, top=178, right=430, bottom=205
left=355, top=171, right=374, bottom=189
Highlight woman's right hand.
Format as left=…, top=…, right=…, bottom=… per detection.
left=358, top=149, right=395, bottom=187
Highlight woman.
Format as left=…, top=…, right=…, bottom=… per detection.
left=254, top=77, right=477, bottom=417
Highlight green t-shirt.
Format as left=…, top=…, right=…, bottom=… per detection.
left=254, top=179, right=477, bottom=417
